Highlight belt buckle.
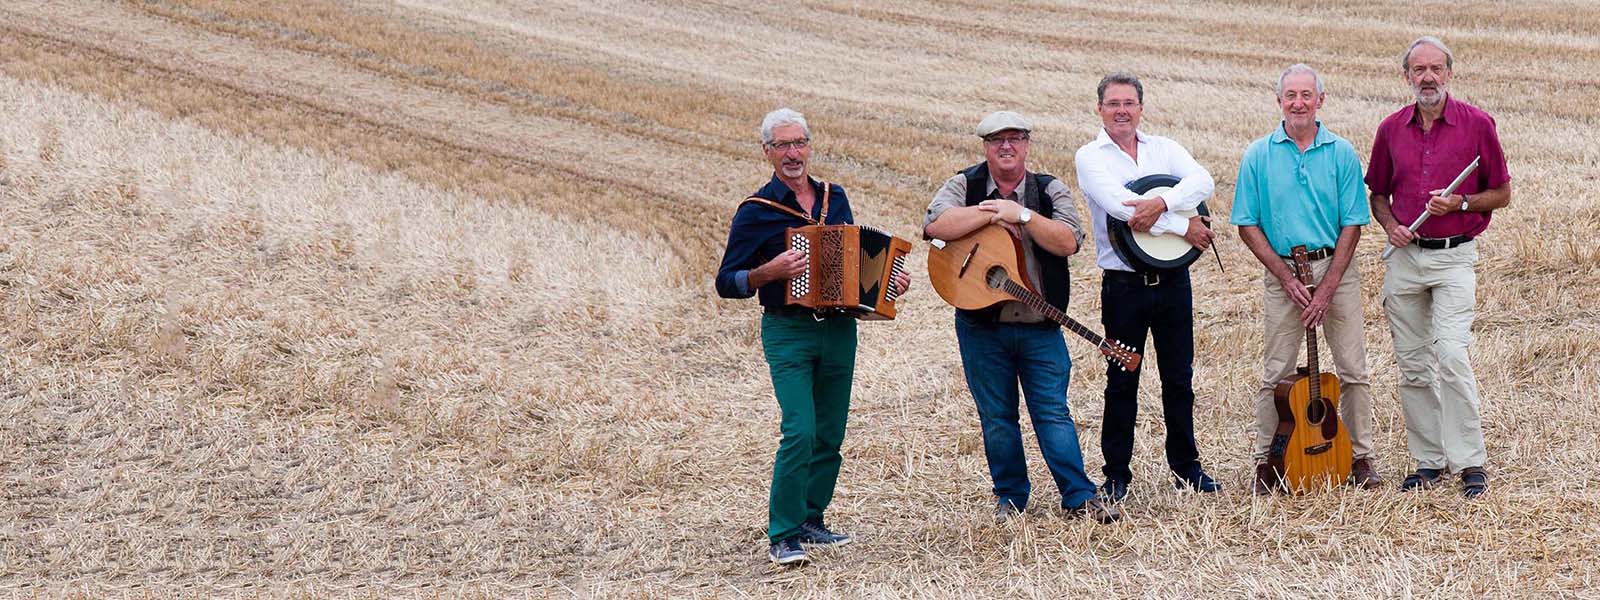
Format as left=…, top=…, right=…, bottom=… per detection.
left=1141, top=271, right=1161, bottom=286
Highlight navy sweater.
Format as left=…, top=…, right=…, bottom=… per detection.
left=714, top=175, right=853, bottom=308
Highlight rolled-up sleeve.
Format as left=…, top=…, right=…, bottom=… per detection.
left=1045, top=178, right=1085, bottom=244
left=1477, top=114, right=1511, bottom=189
left=714, top=206, right=760, bottom=299
left=923, top=175, right=968, bottom=232
left=1162, top=140, right=1215, bottom=213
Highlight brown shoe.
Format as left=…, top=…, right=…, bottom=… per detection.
left=1068, top=496, right=1123, bottom=524
left=1350, top=458, right=1384, bottom=489
left=1252, top=464, right=1280, bottom=496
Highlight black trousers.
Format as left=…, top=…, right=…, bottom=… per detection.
left=1099, top=269, right=1201, bottom=483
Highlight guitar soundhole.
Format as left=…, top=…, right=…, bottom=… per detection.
left=984, top=266, right=1007, bottom=290
left=1306, top=396, right=1327, bottom=425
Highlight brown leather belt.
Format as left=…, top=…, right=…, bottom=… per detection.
left=1279, top=247, right=1332, bottom=261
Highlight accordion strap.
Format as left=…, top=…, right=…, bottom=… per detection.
left=740, top=181, right=830, bottom=224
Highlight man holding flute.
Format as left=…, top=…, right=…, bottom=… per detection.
left=1367, top=36, right=1512, bottom=499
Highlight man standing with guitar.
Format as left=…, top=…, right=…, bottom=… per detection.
left=1367, top=37, right=1511, bottom=499
left=923, top=111, right=1120, bottom=524
left=1074, top=72, right=1221, bottom=501
left=1232, top=65, right=1383, bottom=494
left=715, top=108, right=911, bottom=565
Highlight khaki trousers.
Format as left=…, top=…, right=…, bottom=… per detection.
left=1381, top=241, right=1485, bottom=472
left=1252, top=257, right=1375, bottom=462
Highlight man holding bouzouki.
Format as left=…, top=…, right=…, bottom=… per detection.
left=1074, top=72, right=1221, bottom=501
left=1232, top=64, right=1383, bottom=495
left=715, top=108, right=911, bottom=566
left=1367, top=37, right=1511, bottom=499
left=923, top=111, right=1121, bottom=524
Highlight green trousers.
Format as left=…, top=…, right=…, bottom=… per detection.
left=760, top=313, right=857, bottom=544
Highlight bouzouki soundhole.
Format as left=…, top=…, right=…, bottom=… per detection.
left=985, top=266, right=1008, bottom=290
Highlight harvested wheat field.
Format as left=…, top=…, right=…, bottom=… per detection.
left=1, top=0, right=1597, bottom=597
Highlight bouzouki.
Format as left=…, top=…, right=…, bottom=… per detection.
left=1266, top=245, right=1353, bottom=493
left=927, top=224, right=1140, bottom=372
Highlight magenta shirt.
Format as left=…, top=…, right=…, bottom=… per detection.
left=1365, top=95, right=1511, bottom=239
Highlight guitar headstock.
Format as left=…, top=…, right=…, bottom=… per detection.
left=1101, top=339, right=1142, bottom=372
left=1289, top=245, right=1314, bottom=287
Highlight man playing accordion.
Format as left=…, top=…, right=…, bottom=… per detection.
left=714, top=108, right=910, bottom=566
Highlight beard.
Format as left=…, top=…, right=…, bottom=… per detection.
left=1414, top=84, right=1446, bottom=108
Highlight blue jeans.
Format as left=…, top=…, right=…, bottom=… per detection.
left=955, top=313, right=1098, bottom=509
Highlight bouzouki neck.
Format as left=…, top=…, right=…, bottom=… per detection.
left=997, top=279, right=1140, bottom=371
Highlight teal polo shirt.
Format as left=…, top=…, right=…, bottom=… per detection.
left=1230, top=121, right=1369, bottom=256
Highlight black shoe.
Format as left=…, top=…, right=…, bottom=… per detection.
left=1066, top=496, right=1123, bottom=524
left=1099, top=479, right=1129, bottom=503
left=797, top=520, right=852, bottom=547
left=767, top=537, right=809, bottom=566
left=1174, top=468, right=1222, bottom=493
left=1460, top=467, right=1489, bottom=499
left=1400, top=468, right=1445, bottom=491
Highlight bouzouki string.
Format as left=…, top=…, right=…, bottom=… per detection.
left=996, top=279, right=1109, bottom=350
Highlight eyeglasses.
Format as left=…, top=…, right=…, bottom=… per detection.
left=983, top=134, right=1030, bottom=147
left=767, top=138, right=810, bottom=152
left=1101, top=101, right=1141, bottom=110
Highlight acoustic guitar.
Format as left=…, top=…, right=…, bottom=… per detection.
left=927, top=224, right=1140, bottom=372
left=1266, top=245, right=1353, bottom=493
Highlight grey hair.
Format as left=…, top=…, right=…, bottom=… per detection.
left=1096, top=72, right=1144, bottom=104
left=1276, top=63, right=1325, bottom=96
left=1403, top=36, right=1453, bottom=71
left=759, top=108, right=810, bottom=144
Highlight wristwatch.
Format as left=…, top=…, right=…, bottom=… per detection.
left=1459, top=194, right=1470, bottom=212
left=1018, top=207, right=1033, bottom=224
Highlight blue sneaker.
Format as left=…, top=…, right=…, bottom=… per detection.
left=798, top=520, right=852, bottom=547
left=768, top=537, right=808, bottom=566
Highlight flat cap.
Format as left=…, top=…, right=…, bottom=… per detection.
left=975, top=111, right=1033, bottom=137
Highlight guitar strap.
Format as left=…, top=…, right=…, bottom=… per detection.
left=739, top=181, right=830, bottom=224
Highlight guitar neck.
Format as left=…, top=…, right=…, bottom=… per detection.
left=1000, top=280, right=1107, bottom=348
left=1305, top=325, right=1321, bottom=400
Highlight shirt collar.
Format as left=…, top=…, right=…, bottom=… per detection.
left=760, top=173, right=821, bottom=205
left=985, top=169, right=1028, bottom=198
left=1093, top=127, right=1147, bottom=150
left=1270, top=120, right=1334, bottom=150
left=1404, top=94, right=1458, bottom=127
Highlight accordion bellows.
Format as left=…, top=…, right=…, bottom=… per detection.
left=785, top=224, right=911, bottom=320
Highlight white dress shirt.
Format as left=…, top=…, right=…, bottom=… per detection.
left=1074, top=128, right=1215, bottom=272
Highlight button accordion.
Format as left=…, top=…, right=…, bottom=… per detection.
left=785, top=224, right=912, bottom=320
